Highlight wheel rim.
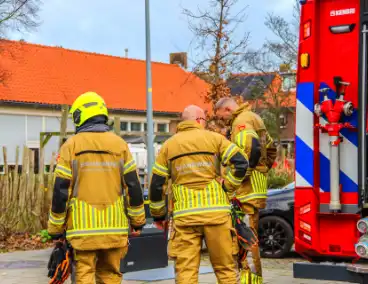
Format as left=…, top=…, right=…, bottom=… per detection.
left=259, top=219, right=288, bottom=256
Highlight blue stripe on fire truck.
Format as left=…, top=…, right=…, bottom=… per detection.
left=295, top=82, right=358, bottom=193
left=296, top=82, right=315, bottom=188
left=295, top=136, right=314, bottom=187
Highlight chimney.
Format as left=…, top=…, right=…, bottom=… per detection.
left=170, top=52, right=188, bottom=69
left=279, top=63, right=290, bottom=74
left=125, top=48, right=129, bottom=58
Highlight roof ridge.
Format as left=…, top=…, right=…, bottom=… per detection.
left=1, top=39, right=178, bottom=67
left=230, top=71, right=278, bottom=77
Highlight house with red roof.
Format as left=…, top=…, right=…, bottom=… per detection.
left=0, top=40, right=209, bottom=166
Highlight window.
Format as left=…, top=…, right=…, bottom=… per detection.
left=120, top=121, right=128, bottom=131
left=131, top=122, right=142, bottom=131
left=279, top=113, right=288, bottom=129
left=282, top=74, right=296, bottom=91
left=157, top=123, right=168, bottom=133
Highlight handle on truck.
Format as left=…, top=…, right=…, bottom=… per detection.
left=359, top=24, right=368, bottom=208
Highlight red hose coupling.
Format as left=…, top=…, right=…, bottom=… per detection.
left=320, top=99, right=345, bottom=123
left=320, top=99, right=333, bottom=114
left=331, top=137, right=342, bottom=146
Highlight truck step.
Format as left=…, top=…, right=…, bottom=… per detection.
left=293, top=262, right=368, bottom=283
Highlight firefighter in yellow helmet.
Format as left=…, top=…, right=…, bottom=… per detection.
left=47, top=92, right=146, bottom=284
left=149, top=105, right=249, bottom=284
left=215, top=97, right=277, bottom=284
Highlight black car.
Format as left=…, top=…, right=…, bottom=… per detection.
left=259, top=182, right=295, bottom=258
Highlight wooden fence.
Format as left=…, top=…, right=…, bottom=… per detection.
left=0, top=146, right=56, bottom=236
left=0, top=142, right=295, bottom=237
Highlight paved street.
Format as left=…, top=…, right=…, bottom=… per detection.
left=0, top=249, right=341, bottom=284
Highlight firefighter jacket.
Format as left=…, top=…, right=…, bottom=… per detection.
left=230, top=103, right=277, bottom=208
left=149, top=121, right=249, bottom=226
left=47, top=126, right=146, bottom=251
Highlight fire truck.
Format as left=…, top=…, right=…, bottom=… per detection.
left=293, top=0, right=368, bottom=283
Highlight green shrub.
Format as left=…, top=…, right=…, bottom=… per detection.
left=267, top=168, right=293, bottom=189
left=36, top=229, right=52, bottom=243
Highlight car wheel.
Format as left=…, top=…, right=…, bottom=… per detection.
left=258, top=215, right=293, bottom=258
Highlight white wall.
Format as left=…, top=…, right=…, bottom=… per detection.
left=0, top=111, right=166, bottom=166
left=0, top=113, right=75, bottom=165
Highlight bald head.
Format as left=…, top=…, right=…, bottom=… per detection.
left=215, top=97, right=239, bottom=122
left=182, top=105, right=205, bottom=121
left=215, top=97, right=238, bottom=110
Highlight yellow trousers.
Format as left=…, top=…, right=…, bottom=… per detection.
left=240, top=203, right=263, bottom=284
left=73, top=247, right=127, bottom=284
left=168, top=216, right=239, bottom=284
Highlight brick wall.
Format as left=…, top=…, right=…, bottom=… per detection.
left=280, top=112, right=295, bottom=141
left=169, top=120, right=179, bottom=133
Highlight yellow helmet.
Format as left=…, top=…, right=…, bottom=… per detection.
left=69, top=92, right=108, bottom=127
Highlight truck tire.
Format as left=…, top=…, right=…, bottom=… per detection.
left=258, top=215, right=294, bottom=258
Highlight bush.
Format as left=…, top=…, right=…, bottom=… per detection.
left=36, top=229, right=52, bottom=243
left=267, top=168, right=293, bottom=189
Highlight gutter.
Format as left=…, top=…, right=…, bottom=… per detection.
left=0, top=100, right=181, bottom=118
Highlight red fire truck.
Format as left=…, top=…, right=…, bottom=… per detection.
left=293, top=0, right=368, bottom=282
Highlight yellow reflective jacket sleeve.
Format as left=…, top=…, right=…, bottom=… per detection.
left=47, top=142, right=72, bottom=236
left=149, top=143, right=169, bottom=221
left=121, top=147, right=146, bottom=229
left=233, top=123, right=262, bottom=179
left=218, top=135, right=249, bottom=195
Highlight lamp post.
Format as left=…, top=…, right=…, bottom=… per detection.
left=145, top=0, right=154, bottom=187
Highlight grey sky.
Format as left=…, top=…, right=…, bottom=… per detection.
left=8, top=0, right=295, bottom=66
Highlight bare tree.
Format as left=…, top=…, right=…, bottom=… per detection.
left=0, top=0, right=42, bottom=84
left=183, top=0, right=249, bottom=132
left=0, top=0, right=41, bottom=38
left=243, top=50, right=295, bottom=144
left=263, top=0, right=300, bottom=67
left=183, top=0, right=249, bottom=81
left=237, top=1, right=299, bottom=143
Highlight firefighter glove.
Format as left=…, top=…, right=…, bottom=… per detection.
left=47, top=240, right=72, bottom=284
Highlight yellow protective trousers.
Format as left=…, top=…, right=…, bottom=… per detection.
left=73, top=247, right=127, bottom=284
left=240, top=204, right=263, bottom=284
left=168, top=216, right=239, bottom=284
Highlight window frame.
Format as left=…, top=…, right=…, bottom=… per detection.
left=157, top=123, right=168, bottom=133
left=281, top=74, right=296, bottom=92
left=120, top=121, right=129, bottom=131
left=131, top=122, right=142, bottom=132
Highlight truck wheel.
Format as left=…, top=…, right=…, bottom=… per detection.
left=258, top=215, right=293, bottom=258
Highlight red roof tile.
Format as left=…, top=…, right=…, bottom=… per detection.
left=0, top=40, right=209, bottom=113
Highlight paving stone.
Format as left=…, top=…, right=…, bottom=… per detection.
left=0, top=250, right=341, bottom=283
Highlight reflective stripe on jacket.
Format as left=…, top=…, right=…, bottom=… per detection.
left=237, top=171, right=268, bottom=203
left=230, top=104, right=277, bottom=207
left=47, top=129, right=146, bottom=250
left=149, top=121, right=249, bottom=225
left=172, top=180, right=230, bottom=218
left=66, top=197, right=129, bottom=238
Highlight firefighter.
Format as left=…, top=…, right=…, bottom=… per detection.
left=149, top=104, right=249, bottom=284
left=47, top=91, right=146, bottom=284
left=215, top=97, right=277, bottom=284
